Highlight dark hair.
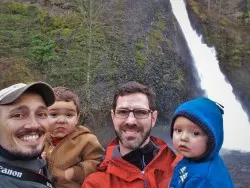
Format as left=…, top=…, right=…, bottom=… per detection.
left=112, top=81, right=156, bottom=110
left=53, top=87, right=80, bottom=114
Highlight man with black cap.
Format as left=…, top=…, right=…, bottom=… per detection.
left=0, top=82, right=55, bottom=188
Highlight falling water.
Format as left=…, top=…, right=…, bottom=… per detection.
left=170, top=0, right=250, bottom=151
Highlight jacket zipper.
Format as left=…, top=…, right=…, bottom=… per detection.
left=142, top=154, right=148, bottom=188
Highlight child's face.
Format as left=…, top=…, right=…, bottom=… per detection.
left=48, top=101, right=79, bottom=138
left=173, top=117, right=208, bottom=159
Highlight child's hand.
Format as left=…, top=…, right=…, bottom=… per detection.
left=65, top=168, right=74, bottom=181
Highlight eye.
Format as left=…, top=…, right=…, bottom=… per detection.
left=174, top=128, right=182, bottom=133
left=38, top=112, right=48, bottom=118
left=191, top=131, right=200, bottom=136
left=11, top=113, right=25, bottom=118
left=116, top=109, right=129, bottom=116
left=66, top=113, right=74, bottom=117
left=134, top=109, right=148, bottom=116
left=49, top=112, right=58, bottom=118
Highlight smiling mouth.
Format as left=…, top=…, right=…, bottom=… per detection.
left=124, top=129, right=139, bottom=135
left=16, top=130, right=45, bottom=142
left=123, top=129, right=139, bottom=139
left=19, top=134, right=40, bottom=141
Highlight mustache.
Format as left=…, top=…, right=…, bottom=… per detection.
left=120, top=124, right=143, bottom=132
left=16, top=129, right=46, bottom=137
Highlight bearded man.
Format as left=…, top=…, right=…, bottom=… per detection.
left=82, top=81, right=181, bottom=188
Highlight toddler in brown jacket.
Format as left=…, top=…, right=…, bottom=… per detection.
left=43, top=87, right=104, bottom=188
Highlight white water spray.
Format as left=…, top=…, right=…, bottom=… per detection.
left=170, top=0, right=250, bottom=151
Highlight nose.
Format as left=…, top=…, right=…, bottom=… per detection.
left=125, top=111, right=137, bottom=124
left=25, top=115, right=41, bottom=129
left=180, top=131, right=189, bottom=141
left=57, top=115, right=67, bottom=124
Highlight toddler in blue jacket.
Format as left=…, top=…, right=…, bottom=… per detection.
left=169, top=97, right=234, bottom=188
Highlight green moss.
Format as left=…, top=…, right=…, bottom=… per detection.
left=38, top=11, right=55, bottom=32
left=62, top=28, right=73, bottom=37
left=156, top=20, right=166, bottom=30
left=147, top=19, right=167, bottom=54
left=136, top=51, right=146, bottom=68
left=53, top=16, right=64, bottom=29
left=165, top=37, right=170, bottom=47
left=229, top=44, right=249, bottom=65
left=231, top=55, right=241, bottom=62
left=4, top=2, right=38, bottom=16
left=150, top=30, right=162, bottom=39
left=52, top=13, right=82, bottom=29
left=6, top=2, right=29, bottom=13
left=188, top=0, right=200, bottom=16
left=135, top=50, right=147, bottom=80
left=219, top=18, right=228, bottom=26
left=136, top=40, right=145, bottom=50
left=62, top=13, right=82, bottom=28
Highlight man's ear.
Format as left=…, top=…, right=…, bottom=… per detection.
left=151, top=110, right=158, bottom=128
left=77, top=114, right=80, bottom=123
left=111, top=110, right=115, bottom=120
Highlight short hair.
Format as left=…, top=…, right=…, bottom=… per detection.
left=53, top=87, right=80, bottom=114
left=112, top=81, right=156, bottom=111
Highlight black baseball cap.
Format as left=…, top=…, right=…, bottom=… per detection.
left=0, top=82, right=55, bottom=107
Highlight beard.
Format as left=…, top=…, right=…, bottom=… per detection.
left=11, top=148, right=43, bottom=159
left=0, top=144, right=43, bottom=160
left=115, top=123, right=152, bottom=151
left=11, top=128, right=46, bottom=159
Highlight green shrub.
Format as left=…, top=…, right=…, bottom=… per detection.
left=136, top=40, right=145, bottom=50
left=5, top=2, right=38, bottom=16
left=136, top=51, right=146, bottom=67
left=28, top=36, right=57, bottom=67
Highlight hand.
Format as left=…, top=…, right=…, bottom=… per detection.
left=64, top=168, right=74, bottom=181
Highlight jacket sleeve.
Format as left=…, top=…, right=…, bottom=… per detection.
left=70, top=134, right=105, bottom=183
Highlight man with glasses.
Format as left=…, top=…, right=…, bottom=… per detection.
left=82, top=81, right=180, bottom=188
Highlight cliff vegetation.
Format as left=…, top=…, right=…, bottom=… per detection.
left=187, top=0, right=250, bottom=115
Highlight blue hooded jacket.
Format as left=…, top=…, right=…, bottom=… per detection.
left=169, top=97, right=234, bottom=188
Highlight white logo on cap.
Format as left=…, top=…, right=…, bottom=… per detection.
left=0, top=83, right=27, bottom=101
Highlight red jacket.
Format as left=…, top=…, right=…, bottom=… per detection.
left=82, top=136, right=181, bottom=188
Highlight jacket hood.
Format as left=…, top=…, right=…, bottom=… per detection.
left=170, top=97, right=224, bottom=159
left=70, top=125, right=91, bottom=138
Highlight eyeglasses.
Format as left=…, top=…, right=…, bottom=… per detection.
left=113, top=109, right=153, bottom=119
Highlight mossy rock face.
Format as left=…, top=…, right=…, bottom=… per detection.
left=0, top=0, right=203, bottom=127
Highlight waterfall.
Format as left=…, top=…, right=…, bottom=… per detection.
left=170, top=0, right=250, bottom=152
